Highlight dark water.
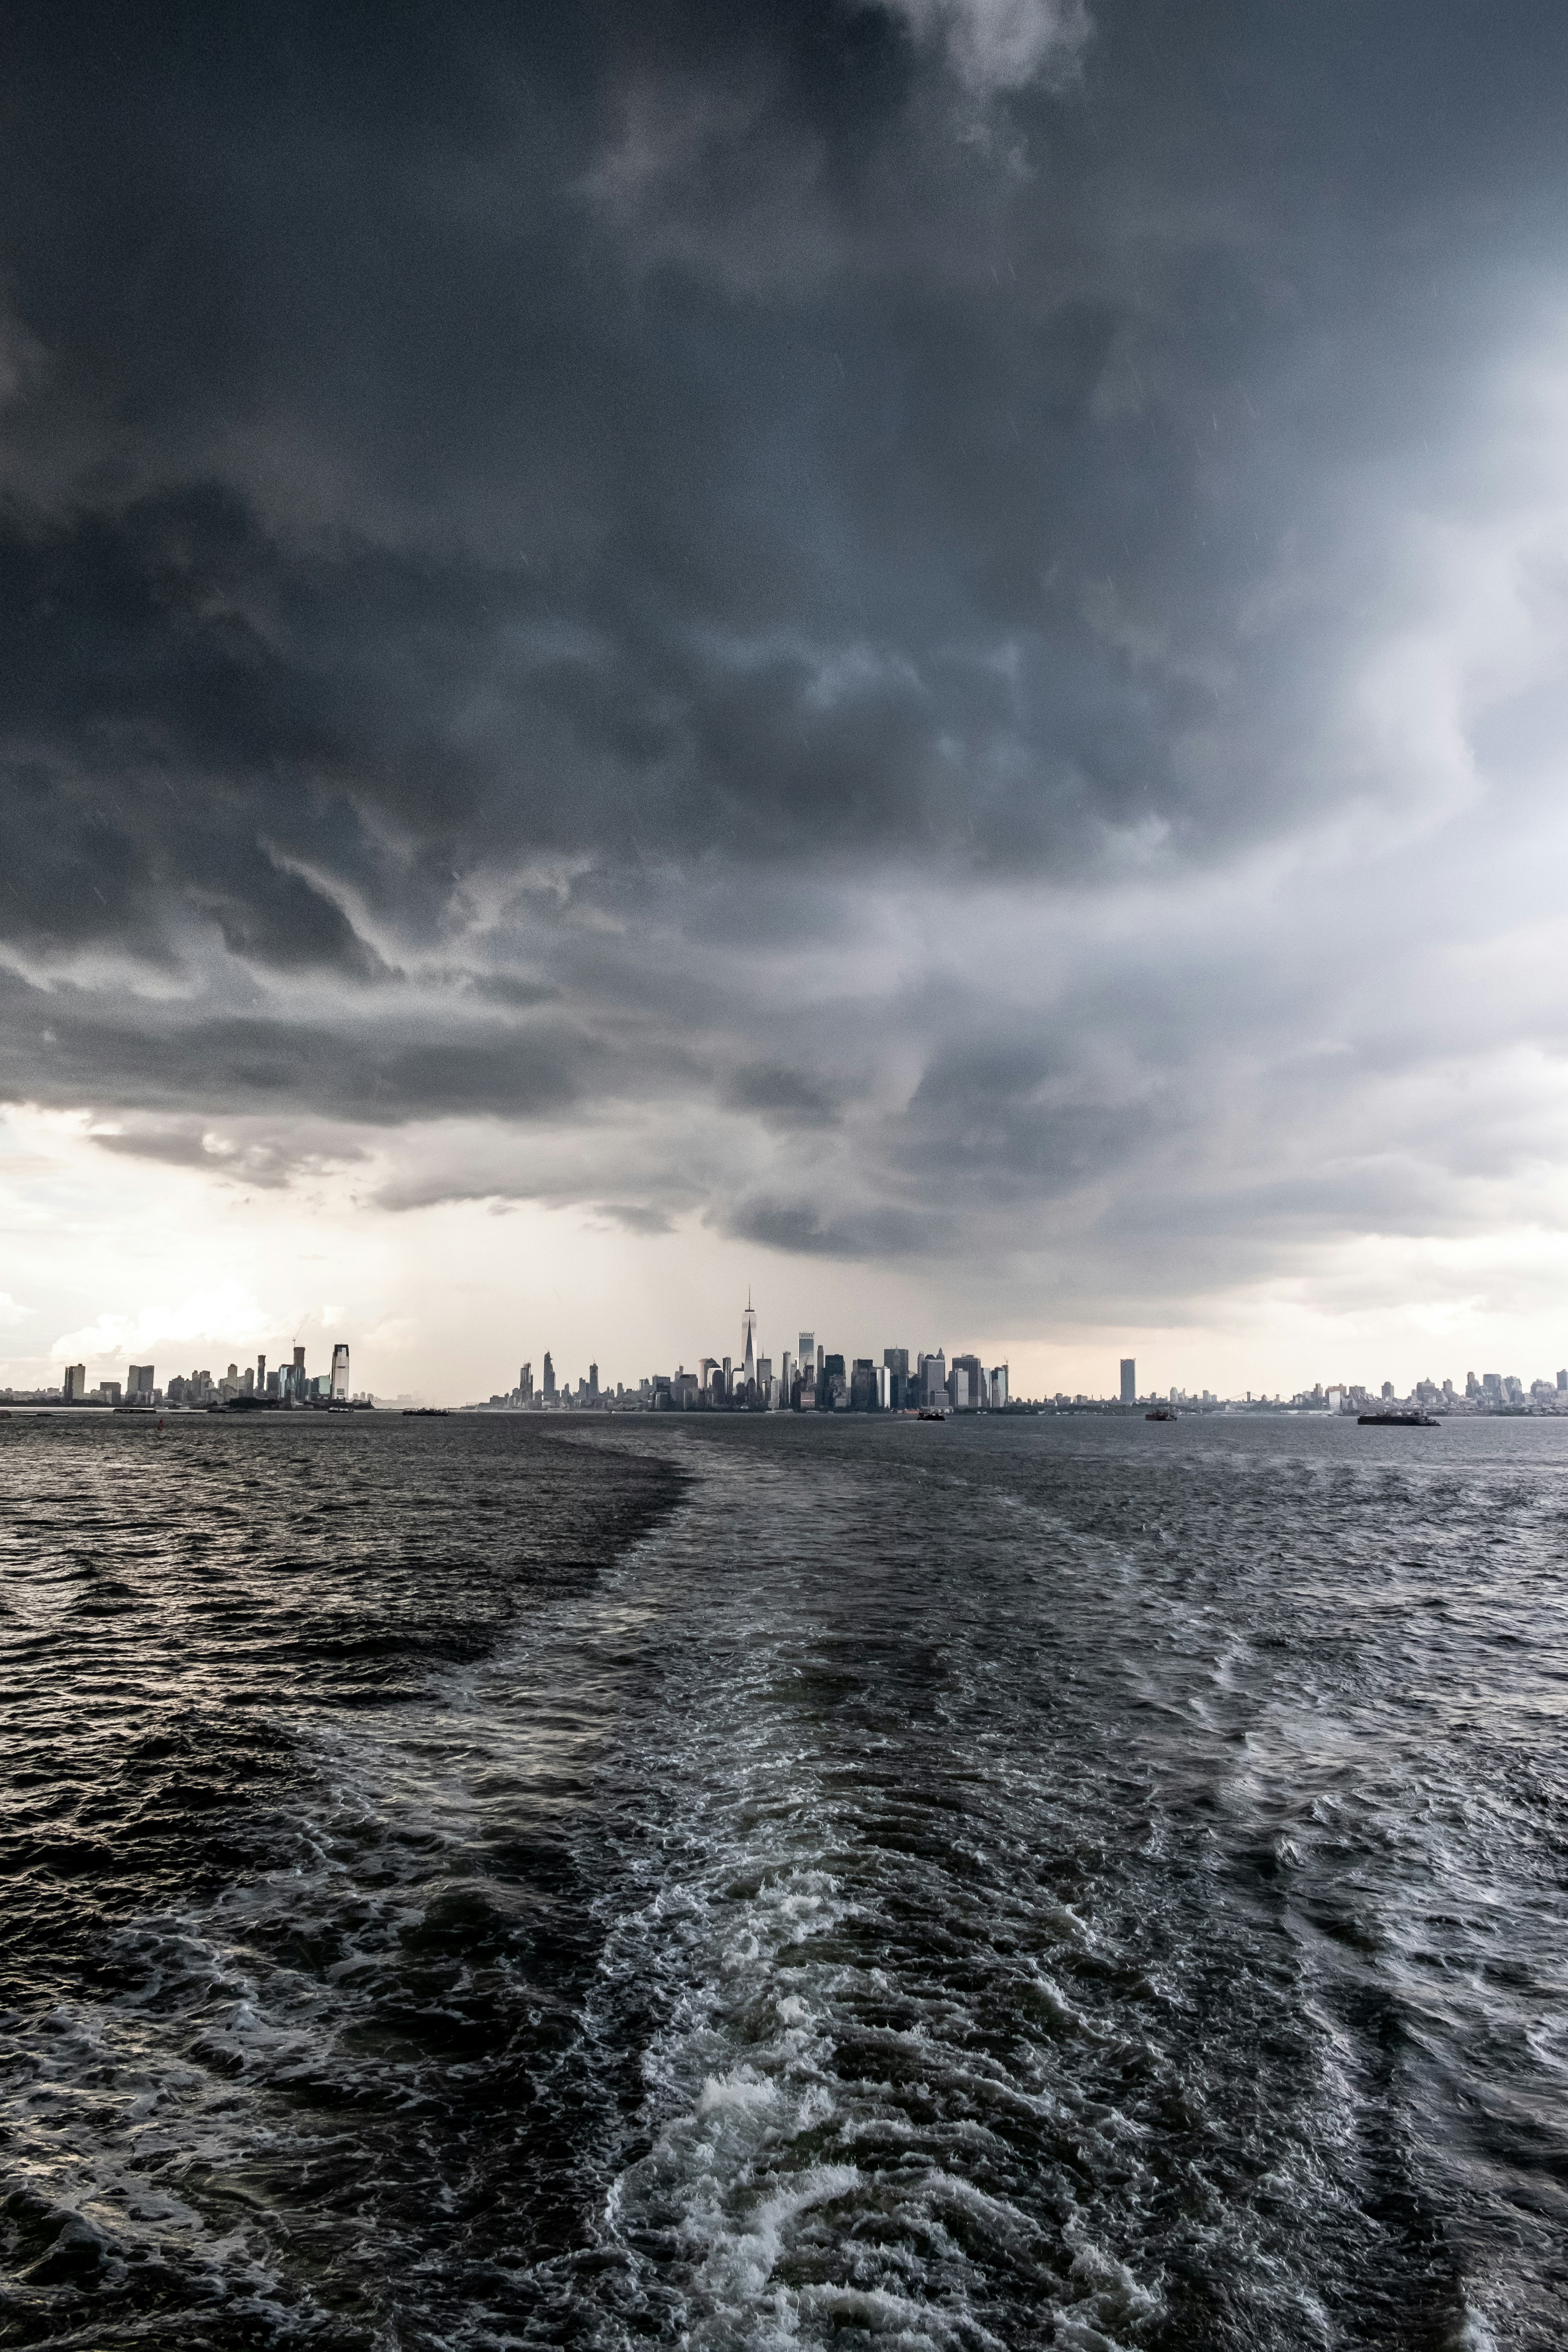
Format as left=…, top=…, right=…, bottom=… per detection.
left=2, top=1412, right=1565, bottom=2350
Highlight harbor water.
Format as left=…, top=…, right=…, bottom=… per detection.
left=2, top=1410, right=1564, bottom=2348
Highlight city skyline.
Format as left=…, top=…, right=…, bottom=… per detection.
left=469, top=1329, right=1568, bottom=1416
left=22, top=1299, right=1568, bottom=1420
left=25, top=1337, right=359, bottom=1411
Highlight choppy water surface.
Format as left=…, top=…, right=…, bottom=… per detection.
left=2, top=1412, right=1565, bottom=2350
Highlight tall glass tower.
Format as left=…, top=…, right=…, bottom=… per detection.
left=330, top=1342, right=350, bottom=1400
left=741, top=1293, right=757, bottom=1387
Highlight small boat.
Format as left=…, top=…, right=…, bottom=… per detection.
left=1145, top=1407, right=1178, bottom=1421
left=916, top=1407, right=947, bottom=1421
left=402, top=1407, right=450, bottom=1417
left=1357, top=1410, right=1438, bottom=1426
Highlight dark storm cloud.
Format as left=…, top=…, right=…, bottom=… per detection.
left=727, top=1194, right=947, bottom=1260
left=4, top=0, right=1568, bottom=1283
left=723, top=1062, right=846, bottom=1127
left=0, top=969, right=592, bottom=1124
left=900, top=1036, right=1171, bottom=1195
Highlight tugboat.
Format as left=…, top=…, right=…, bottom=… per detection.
left=1145, top=1406, right=1178, bottom=1422
left=1356, top=1409, right=1439, bottom=1426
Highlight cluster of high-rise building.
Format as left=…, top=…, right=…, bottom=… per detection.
left=1050, top=1360, right=1568, bottom=1414
left=479, top=1330, right=1568, bottom=1420
left=479, top=1303, right=1012, bottom=1414
left=17, top=1330, right=1568, bottom=1421
left=1292, top=1369, right=1568, bottom=1415
left=35, top=1342, right=356, bottom=1409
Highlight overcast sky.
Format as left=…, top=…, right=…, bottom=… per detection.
left=6, top=0, right=1568, bottom=1401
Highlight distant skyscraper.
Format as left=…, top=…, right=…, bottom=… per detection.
left=257, top=1353, right=267, bottom=1391
left=1120, top=1357, right=1136, bottom=1405
left=588, top=1362, right=599, bottom=1399
left=742, top=1294, right=757, bottom=1385
left=519, top=1362, right=533, bottom=1402
left=330, top=1342, right=350, bottom=1400
left=799, top=1332, right=814, bottom=1368
left=129, top=1364, right=155, bottom=1399
left=64, top=1363, right=86, bottom=1401
left=543, top=1351, right=556, bottom=1399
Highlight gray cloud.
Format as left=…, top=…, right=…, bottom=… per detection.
left=725, top=1194, right=948, bottom=1260
left=0, top=971, right=595, bottom=1127
left=723, top=1062, right=848, bottom=1127
left=5, top=0, right=1568, bottom=1316
left=88, top=1118, right=361, bottom=1191
left=882, top=0, right=1091, bottom=97
left=593, top=1202, right=679, bottom=1236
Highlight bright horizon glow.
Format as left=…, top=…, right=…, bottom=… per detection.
left=6, top=1108, right=1568, bottom=1405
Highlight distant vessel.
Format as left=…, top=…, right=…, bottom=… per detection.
left=402, top=1408, right=450, bottom=1417
left=1357, top=1410, right=1439, bottom=1426
left=1145, top=1407, right=1178, bottom=1422
left=916, top=1407, right=947, bottom=1421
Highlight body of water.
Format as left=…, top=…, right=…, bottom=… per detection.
left=2, top=1410, right=1564, bottom=2348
